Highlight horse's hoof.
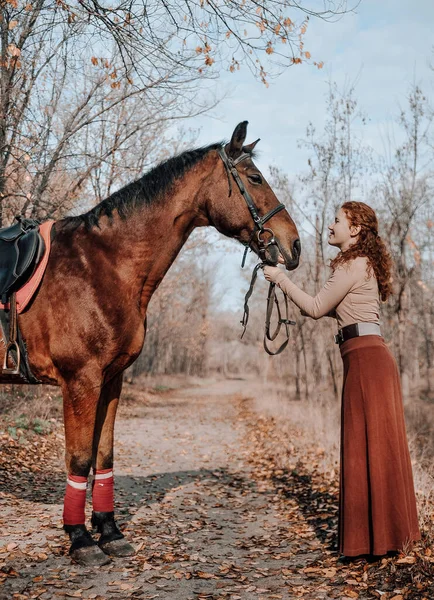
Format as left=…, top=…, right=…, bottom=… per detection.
left=99, top=538, right=136, bottom=557
left=70, top=544, right=111, bottom=566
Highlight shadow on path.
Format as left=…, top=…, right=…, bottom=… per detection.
left=272, top=468, right=339, bottom=550
left=0, top=466, right=260, bottom=520
left=0, top=467, right=220, bottom=505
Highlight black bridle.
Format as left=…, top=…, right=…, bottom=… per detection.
left=218, top=146, right=285, bottom=268
left=218, top=146, right=296, bottom=356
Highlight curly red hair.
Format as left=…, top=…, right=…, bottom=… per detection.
left=330, top=201, right=393, bottom=301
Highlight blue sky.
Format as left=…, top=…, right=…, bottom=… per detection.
left=185, top=0, right=434, bottom=309
left=193, top=0, right=433, bottom=174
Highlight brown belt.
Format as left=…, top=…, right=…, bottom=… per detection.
left=334, top=322, right=381, bottom=346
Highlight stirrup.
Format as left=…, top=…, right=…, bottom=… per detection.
left=2, top=340, right=20, bottom=375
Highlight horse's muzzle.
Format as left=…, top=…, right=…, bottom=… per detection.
left=277, top=238, right=300, bottom=270
left=288, top=238, right=301, bottom=269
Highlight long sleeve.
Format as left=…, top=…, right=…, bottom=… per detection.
left=274, top=266, right=358, bottom=320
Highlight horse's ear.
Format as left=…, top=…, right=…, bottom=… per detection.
left=243, top=138, right=260, bottom=154
left=227, top=121, right=248, bottom=156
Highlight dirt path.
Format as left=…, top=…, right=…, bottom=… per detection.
left=0, top=379, right=429, bottom=599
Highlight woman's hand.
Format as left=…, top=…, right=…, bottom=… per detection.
left=263, top=265, right=284, bottom=283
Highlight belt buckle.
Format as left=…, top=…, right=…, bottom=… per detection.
left=334, top=331, right=344, bottom=345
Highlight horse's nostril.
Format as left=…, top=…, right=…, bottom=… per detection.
left=293, top=238, right=301, bottom=259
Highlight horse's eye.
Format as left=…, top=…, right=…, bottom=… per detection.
left=247, top=173, right=263, bottom=185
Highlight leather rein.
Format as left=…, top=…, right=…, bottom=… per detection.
left=218, top=146, right=296, bottom=356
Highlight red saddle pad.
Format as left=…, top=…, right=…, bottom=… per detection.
left=0, top=220, right=54, bottom=314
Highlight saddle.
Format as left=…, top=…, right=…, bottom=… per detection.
left=0, top=217, right=45, bottom=304
left=0, top=216, right=45, bottom=379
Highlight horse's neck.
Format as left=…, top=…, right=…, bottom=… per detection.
left=135, top=207, right=201, bottom=312
left=103, top=164, right=212, bottom=314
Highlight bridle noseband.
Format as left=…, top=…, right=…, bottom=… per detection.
left=218, top=145, right=296, bottom=356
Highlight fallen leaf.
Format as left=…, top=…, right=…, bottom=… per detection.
left=196, top=571, right=216, bottom=579
left=7, top=542, right=18, bottom=551
left=396, top=556, right=416, bottom=565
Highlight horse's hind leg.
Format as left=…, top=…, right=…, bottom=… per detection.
left=62, top=372, right=110, bottom=566
left=91, top=373, right=135, bottom=557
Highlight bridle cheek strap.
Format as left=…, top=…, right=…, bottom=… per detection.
left=218, top=147, right=286, bottom=237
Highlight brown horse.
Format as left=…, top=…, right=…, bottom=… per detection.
left=0, top=122, right=300, bottom=565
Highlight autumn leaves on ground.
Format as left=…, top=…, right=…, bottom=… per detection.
left=0, top=378, right=433, bottom=600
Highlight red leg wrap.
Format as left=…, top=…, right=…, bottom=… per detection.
left=92, top=469, right=114, bottom=513
left=63, top=475, right=87, bottom=525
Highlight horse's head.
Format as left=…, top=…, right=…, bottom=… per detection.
left=206, top=121, right=300, bottom=270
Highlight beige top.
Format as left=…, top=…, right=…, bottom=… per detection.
left=274, top=256, right=380, bottom=330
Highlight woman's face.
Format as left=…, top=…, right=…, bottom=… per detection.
left=328, top=208, right=360, bottom=250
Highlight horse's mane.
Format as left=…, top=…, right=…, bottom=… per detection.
left=64, top=142, right=224, bottom=230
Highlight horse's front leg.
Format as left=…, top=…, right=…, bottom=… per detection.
left=91, top=373, right=135, bottom=557
left=62, top=371, right=110, bottom=566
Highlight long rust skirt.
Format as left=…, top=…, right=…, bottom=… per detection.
left=339, top=335, right=420, bottom=556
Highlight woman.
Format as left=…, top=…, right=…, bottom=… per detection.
left=264, top=201, right=420, bottom=559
